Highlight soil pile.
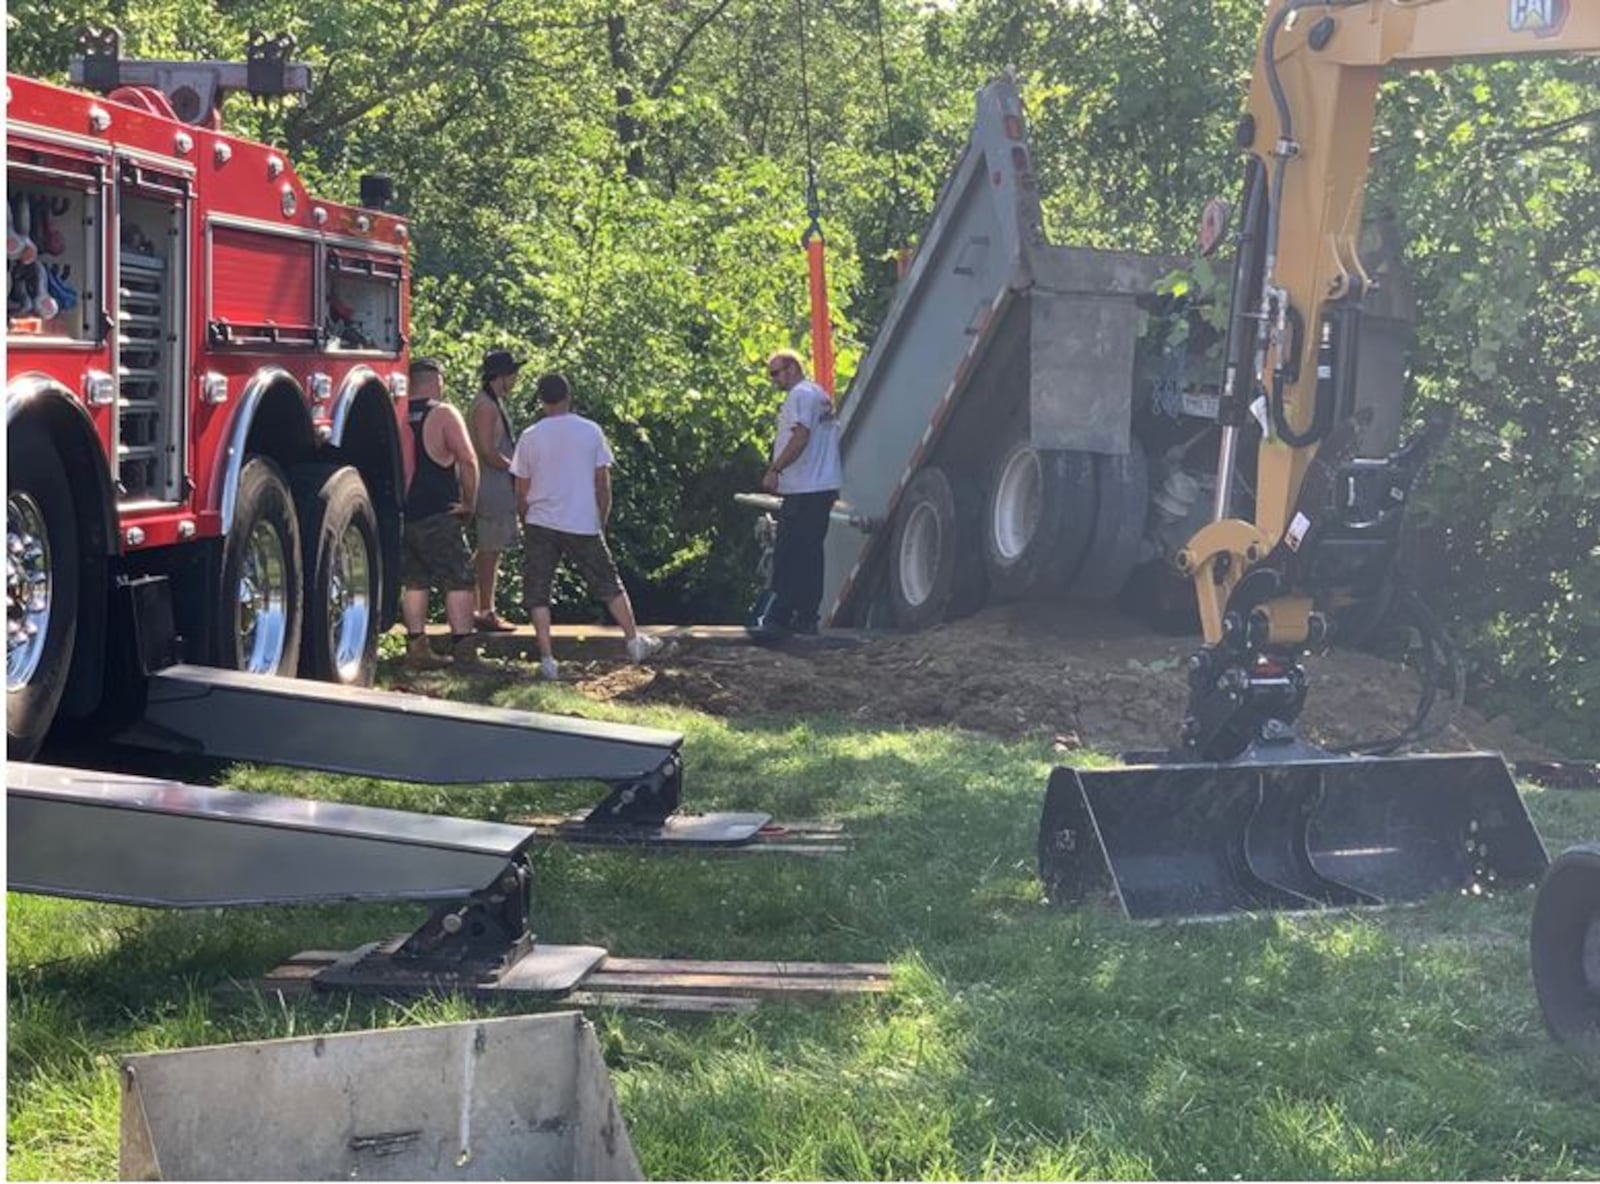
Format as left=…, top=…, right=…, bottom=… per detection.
left=575, top=603, right=1550, bottom=758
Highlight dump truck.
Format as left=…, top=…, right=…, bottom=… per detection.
left=742, top=70, right=1417, bottom=639
left=6, top=35, right=773, bottom=979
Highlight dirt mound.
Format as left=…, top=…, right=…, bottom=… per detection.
left=576, top=603, right=1551, bottom=758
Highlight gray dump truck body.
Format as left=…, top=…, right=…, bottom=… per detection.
left=809, top=74, right=1413, bottom=630
left=820, top=75, right=1176, bottom=626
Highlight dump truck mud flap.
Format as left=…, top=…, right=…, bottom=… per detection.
left=119, top=1012, right=641, bottom=1181
left=1039, top=751, right=1548, bottom=921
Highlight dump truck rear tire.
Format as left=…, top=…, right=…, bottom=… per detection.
left=888, top=466, right=984, bottom=630
left=6, top=423, right=79, bottom=760
left=984, top=440, right=1096, bottom=599
left=218, top=457, right=303, bottom=678
left=294, top=465, right=381, bottom=687
left=1531, top=842, right=1600, bottom=1050
left=1068, top=438, right=1149, bottom=601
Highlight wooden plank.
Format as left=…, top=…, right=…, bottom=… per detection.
left=563, top=991, right=759, bottom=1015
left=599, top=957, right=890, bottom=977
left=510, top=814, right=852, bottom=857
left=254, top=949, right=890, bottom=1008
left=579, top=971, right=888, bottom=996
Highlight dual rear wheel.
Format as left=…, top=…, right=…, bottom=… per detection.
left=222, top=458, right=380, bottom=686
left=885, top=434, right=1150, bottom=631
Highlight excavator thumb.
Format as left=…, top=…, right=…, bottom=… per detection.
left=1039, top=747, right=1548, bottom=921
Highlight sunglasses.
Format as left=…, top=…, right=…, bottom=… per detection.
left=767, top=363, right=788, bottom=376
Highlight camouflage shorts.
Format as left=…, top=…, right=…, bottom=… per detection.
left=521, top=524, right=622, bottom=609
left=401, top=512, right=475, bottom=592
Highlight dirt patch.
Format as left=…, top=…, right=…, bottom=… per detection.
left=574, top=603, right=1553, bottom=759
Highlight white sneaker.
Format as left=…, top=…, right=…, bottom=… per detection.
left=539, top=655, right=560, bottom=680
left=625, top=634, right=663, bottom=664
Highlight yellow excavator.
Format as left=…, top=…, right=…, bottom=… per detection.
left=1038, top=0, right=1598, bottom=1012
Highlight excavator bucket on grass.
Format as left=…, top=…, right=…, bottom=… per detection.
left=1038, top=750, right=1548, bottom=921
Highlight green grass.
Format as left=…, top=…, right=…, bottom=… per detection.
left=9, top=660, right=1600, bottom=1180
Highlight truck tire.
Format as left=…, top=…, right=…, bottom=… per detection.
left=7, top=423, right=79, bottom=759
left=294, top=465, right=380, bottom=686
left=218, top=457, right=303, bottom=677
left=1068, top=438, right=1150, bottom=601
left=888, top=466, right=986, bottom=630
left=1531, top=843, right=1600, bottom=1050
left=983, top=440, right=1096, bottom=599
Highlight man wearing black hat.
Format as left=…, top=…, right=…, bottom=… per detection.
left=470, top=349, right=523, bottom=632
left=399, top=356, right=481, bottom=666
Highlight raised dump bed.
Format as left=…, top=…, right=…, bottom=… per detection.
left=120, top=1013, right=641, bottom=1180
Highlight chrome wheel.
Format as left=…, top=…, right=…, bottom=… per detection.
left=7, top=492, right=51, bottom=689
left=899, top=501, right=941, bottom=609
left=237, top=519, right=290, bottom=673
left=327, top=519, right=373, bottom=682
left=993, top=445, right=1042, bottom=562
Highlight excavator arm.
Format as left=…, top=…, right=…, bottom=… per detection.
left=1177, top=0, right=1600, bottom=759
left=1036, top=0, right=1580, bottom=922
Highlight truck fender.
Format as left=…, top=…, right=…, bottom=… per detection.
left=213, top=366, right=316, bottom=533
left=6, top=374, right=117, bottom=717
left=326, top=365, right=406, bottom=627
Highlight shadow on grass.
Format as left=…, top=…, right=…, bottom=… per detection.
left=11, top=663, right=1600, bottom=1179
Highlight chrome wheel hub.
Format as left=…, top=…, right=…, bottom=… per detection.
left=237, top=520, right=289, bottom=673
left=328, top=520, right=372, bottom=681
left=7, top=493, right=52, bottom=690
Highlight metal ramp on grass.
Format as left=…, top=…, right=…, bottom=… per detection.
left=7, top=761, right=539, bottom=908
left=7, top=761, right=607, bottom=994
left=106, top=663, right=768, bottom=842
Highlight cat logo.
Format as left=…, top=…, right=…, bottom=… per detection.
left=1509, top=0, right=1568, bottom=38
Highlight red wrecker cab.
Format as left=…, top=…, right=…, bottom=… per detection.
left=6, top=30, right=412, bottom=758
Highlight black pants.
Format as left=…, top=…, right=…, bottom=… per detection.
left=770, top=489, right=836, bottom=631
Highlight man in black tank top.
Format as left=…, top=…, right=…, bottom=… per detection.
left=399, top=357, right=482, bottom=666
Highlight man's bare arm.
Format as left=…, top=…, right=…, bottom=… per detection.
left=771, top=423, right=811, bottom=472
left=440, top=405, right=481, bottom=514
left=514, top=474, right=530, bottom=517
left=595, top=466, right=613, bottom=527
left=762, top=423, right=811, bottom=492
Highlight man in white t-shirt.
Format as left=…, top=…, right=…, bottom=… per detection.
left=509, top=373, right=660, bottom=678
left=752, top=350, right=842, bottom=636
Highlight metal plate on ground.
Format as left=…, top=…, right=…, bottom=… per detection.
left=314, top=939, right=608, bottom=997
left=548, top=811, right=773, bottom=848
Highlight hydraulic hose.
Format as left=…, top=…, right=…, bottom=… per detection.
left=1259, top=0, right=1368, bottom=448
left=1331, top=578, right=1463, bottom=756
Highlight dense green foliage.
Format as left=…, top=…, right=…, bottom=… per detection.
left=9, top=669, right=1600, bottom=1179
left=7, top=0, right=1595, bottom=746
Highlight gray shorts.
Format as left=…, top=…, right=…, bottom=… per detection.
left=475, top=510, right=520, bottom=551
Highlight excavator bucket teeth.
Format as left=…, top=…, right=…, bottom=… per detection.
left=1039, top=752, right=1548, bottom=921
